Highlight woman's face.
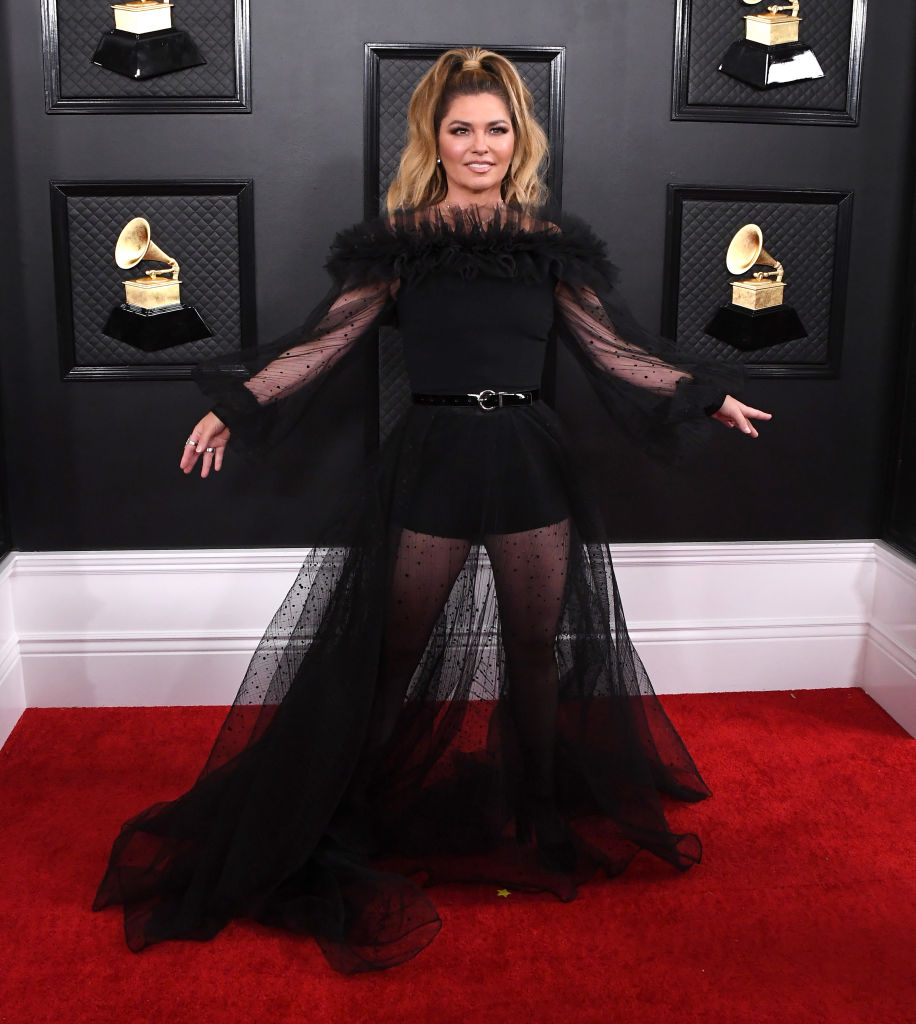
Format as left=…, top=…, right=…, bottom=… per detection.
left=437, top=92, right=515, bottom=206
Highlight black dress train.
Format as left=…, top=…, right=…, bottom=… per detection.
left=94, top=207, right=738, bottom=973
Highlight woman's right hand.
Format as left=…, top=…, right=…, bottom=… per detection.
left=180, top=411, right=230, bottom=478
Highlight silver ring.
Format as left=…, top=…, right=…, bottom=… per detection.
left=205, top=447, right=215, bottom=453
left=185, top=439, right=198, bottom=447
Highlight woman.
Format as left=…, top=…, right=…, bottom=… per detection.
left=94, top=48, right=770, bottom=974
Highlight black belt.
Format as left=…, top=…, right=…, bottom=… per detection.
left=412, top=389, right=540, bottom=411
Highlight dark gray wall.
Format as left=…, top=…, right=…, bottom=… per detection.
left=0, top=0, right=20, bottom=557
left=2, top=1, right=914, bottom=549
left=886, top=183, right=916, bottom=559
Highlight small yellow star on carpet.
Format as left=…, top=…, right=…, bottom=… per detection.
left=496, top=888, right=511, bottom=898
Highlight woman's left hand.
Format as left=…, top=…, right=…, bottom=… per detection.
left=712, top=395, right=772, bottom=438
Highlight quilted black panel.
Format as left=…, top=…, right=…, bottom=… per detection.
left=59, top=190, right=247, bottom=371
left=677, top=0, right=865, bottom=116
left=670, top=196, right=842, bottom=368
left=52, top=0, right=239, bottom=99
left=373, top=49, right=560, bottom=441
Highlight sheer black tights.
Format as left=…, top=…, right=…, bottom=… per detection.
left=488, top=521, right=570, bottom=801
left=357, top=522, right=570, bottom=807
left=367, top=529, right=473, bottom=751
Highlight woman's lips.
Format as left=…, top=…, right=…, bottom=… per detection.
left=466, top=162, right=495, bottom=172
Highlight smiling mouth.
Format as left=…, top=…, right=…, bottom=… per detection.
left=466, top=162, right=495, bottom=172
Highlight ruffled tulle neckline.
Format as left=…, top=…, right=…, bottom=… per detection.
left=325, top=204, right=619, bottom=288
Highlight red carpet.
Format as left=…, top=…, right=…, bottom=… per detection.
left=1, top=688, right=914, bottom=1024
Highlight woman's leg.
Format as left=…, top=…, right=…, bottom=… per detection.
left=333, top=528, right=471, bottom=846
left=362, top=527, right=472, bottom=755
left=484, top=520, right=570, bottom=828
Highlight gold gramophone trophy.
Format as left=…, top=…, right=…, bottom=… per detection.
left=704, top=224, right=807, bottom=351
left=719, top=1, right=824, bottom=89
left=92, top=1, right=206, bottom=80
left=102, top=217, right=212, bottom=351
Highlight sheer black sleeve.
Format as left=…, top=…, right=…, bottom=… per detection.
left=192, top=268, right=396, bottom=460
left=549, top=214, right=742, bottom=462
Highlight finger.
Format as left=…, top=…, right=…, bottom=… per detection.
left=199, top=447, right=217, bottom=479
left=741, top=405, right=773, bottom=421
left=214, top=445, right=225, bottom=472
left=181, top=416, right=214, bottom=468
left=739, top=414, right=758, bottom=438
left=180, top=435, right=201, bottom=472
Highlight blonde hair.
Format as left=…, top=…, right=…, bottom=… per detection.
left=385, top=47, right=549, bottom=213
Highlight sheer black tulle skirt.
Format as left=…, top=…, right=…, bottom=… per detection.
left=93, top=400, right=710, bottom=974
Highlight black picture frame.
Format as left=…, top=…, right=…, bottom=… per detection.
left=41, top=0, right=251, bottom=113
left=672, top=0, right=867, bottom=125
left=50, top=179, right=256, bottom=381
left=662, top=185, right=853, bottom=378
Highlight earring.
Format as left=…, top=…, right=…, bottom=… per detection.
left=436, top=156, right=441, bottom=164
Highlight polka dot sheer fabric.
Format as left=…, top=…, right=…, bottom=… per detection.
left=94, top=207, right=738, bottom=973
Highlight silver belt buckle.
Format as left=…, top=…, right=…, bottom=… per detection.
left=470, top=389, right=499, bottom=411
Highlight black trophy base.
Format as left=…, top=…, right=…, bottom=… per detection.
left=704, top=304, right=807, bottom=352
left=103, top=304, right=212, bottom=352
left=718, top=39, right=824, bottom=90
left=92, top=28, right=206, bottom=80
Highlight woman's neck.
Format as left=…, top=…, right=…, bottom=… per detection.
left=438, top=194, right=506, bottom=225
left=443, top=185, right=504, bottom=210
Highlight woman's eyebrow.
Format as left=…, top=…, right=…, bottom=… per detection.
left=446, top=118, right=511, bottom=127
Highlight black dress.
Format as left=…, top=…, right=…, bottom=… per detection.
left=94, top=206, right=738, bottom=974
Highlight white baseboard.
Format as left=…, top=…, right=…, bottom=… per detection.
left=613, top=540, right=874, bottom=693
left=13, top=548, right=304, bottom=709
left=862, top=543, right=916, bottom=735
left=1, top=540, right=913, bottom=739
left=0, top=555, right=25, bottom=747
